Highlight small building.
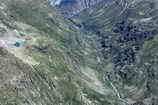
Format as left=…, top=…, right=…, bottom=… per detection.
left=14, top=42, right=21, bottom=47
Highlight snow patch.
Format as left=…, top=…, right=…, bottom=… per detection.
left=55, top=0, right=62, bottom=5
left=49, top=0, right=62, bottom=6
left=139, top=17, right=153, bottom=22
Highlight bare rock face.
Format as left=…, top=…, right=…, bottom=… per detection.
left=48, top=0, right=107, bottom=17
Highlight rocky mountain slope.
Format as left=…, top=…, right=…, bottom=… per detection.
left=48, top=0, right=110, bottom=17
left=0, top=0, right=118, bottom=105
left=1, top=0, right=158, bottom=105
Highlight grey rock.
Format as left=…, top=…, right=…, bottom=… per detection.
left=49, top=0, right=110, bottom=17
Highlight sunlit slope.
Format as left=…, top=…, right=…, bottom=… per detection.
left=0, top=0, right=120, bottom=105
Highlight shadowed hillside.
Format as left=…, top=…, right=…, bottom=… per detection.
left=73, top=0, right=158, bottom=104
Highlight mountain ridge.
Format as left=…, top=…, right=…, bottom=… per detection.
left=48, top=0, right=111, bottom=17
